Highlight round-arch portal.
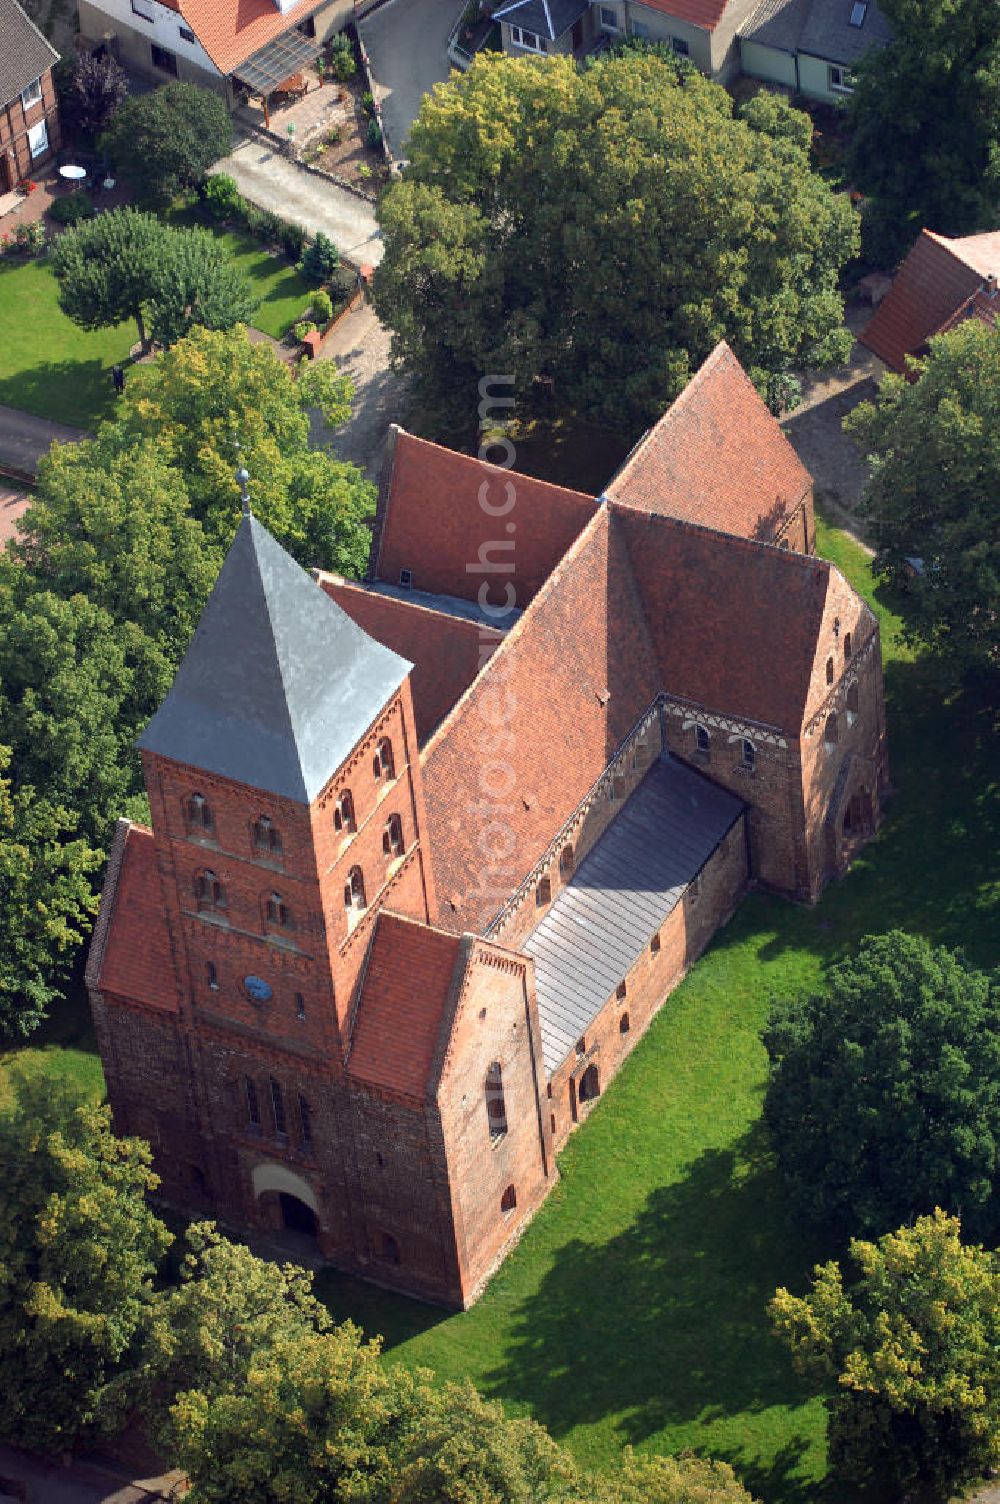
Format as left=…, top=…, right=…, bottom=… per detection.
left=251, top=1161, right=319, bottom=1215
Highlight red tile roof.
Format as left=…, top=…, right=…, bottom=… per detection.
left=606, top=342, right=811, bottom=541
left=636, top=0, right=729, bottom=26
left=374, top=430, right=598, bottom=611
left=98, top=825, right=180, bottom=1011
left=860, top=229, right=1000, bottom=374
left=173, top=0, right=319, bottom=75
left=318, top=575, right=502, bottom=742
left=347, top=913, right=463, bottom=1099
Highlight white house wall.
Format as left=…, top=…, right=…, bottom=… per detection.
left=78, top=0, right=223, bottom=87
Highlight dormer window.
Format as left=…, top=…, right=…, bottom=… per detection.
left=344, top=865, right=366, bottom=913
left=373, top=737, right=394, bottom=781
left=187, top=792, right=213, bottom=834
left=195, top=869, right=226, bottom=911
left=333, top=790, right=355, bottom=834
left=264, top=892, right=291, bottom=929
left=252, top=815, right=282, bottom=855
left=382, top=813, right=404, bottom=858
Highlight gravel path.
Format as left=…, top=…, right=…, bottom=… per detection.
left=213, top=143, right=383, bottom=266
left=309, top=300, right=410, bottom=478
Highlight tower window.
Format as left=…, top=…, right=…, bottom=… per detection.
left=373, top=737, right=395, bottom=781
left=344, top=865, right=366, bottom=913
left=844, top=632, right=853, bottom=661
left=620, top=1012, right=631, bottom=1034
left=334, top=789, right=355, bottom=834
left=846, top=682, right=860, bottom=724
left=650, top=932, right=661, bottom=955
left=380, top=1231, right=400, bottom=1264
left=245, top=1076, right=261, bottom=1129
left=560, top=844, right=574, bottom=878
left=486, top=1061, right=507, bottom=1141
left=741, top=739, right=756, bottom=772
left=826, top=656, right=834, bottom=685
left=252, top=815, right=282, bottom=855
left=501, top=1184, right=517, bottom=1215
left=264, top=892, right=291, bottom=929
left=270, top=1077, right=287, bottom=1138
left=195, top=869, right=226, bottom=911
left=695, top=725, right=710, bottom=756
left=579, top=1063, right=600, bottom=1102
left=298, top=1093, right=313, bottom=1147
left=206, top=961, right=219, bottom=991
left=616, top=980, right=627, bottom=1000
left=295, top=991, right=306, bottom=1020
left=187, top=792, right=213, bottom=833
left=535, top=876, right=551, bottom=907
left=382, top=813, right=404, bottom=858
left=824, top=713, right=839, bottom=748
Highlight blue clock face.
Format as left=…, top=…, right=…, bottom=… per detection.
left=243, top=975, right=272, bottom=1003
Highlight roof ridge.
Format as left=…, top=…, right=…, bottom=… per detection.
left=392, top=429, right=596, bottom=508
left=607, top=494, right=831, bottom=573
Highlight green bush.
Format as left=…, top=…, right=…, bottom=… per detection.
left=329, top=50, right=357, bottom=81
left=280, top=219, right=307, bottom=260
left=257, top=208, right=285, bottom=246
left=298, top=232, right=340, bottom=284
left=293, top=319, right=318, bottom=342
left=202, top=173, right=241, bottom=220
left=240, top=202, right=266, bottom=236
left=13, top=221, right=45, bottom=255
left=310, top=289, right=333, bottom=324
left=48, top=191, right=95, bottom=226
left=362, top=91, right=375, bottom=114
left=102, top=81, right=232, bottom=203
left=367, top=118, right=383, bottom=149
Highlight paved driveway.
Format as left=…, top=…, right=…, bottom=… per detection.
left=359, top=0, right=458, bottom=158
left=213, top=143, right=382, bottom=266
left=0, top=404, right=86, bottom=479
left=309, top=299, right=409, bottom=477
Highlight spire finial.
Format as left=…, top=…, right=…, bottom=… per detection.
left=235, top=465, right=251, bottom=516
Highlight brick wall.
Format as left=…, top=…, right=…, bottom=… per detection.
left=1, top=68, right=60, bottom=187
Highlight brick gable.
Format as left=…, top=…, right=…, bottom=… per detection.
left=860, top=230, right=1000, bottom=375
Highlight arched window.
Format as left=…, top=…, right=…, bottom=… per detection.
left=270, top=1077, right=287, bottom=1138
left=535, top=876, right=551, bottom=907
left=620, top=1012, right=631, bottom=1034
left=195, top=869, right=226, bottom=911
left=187, top=792, right=213, bottom=833
left=245, top=1076, right=261, bottom=1129
left=695, top=724, right=710, bottom=756
left=824, top=713, right=839, bottom=748
left=486, top=1061, right=507, bottom=1141
left=380, top=1231, right=400, bottom=1265
left=741, top=739, right=756, bottom=772
left=826, top=655, right=834, bottom=685
left=844, top=631, right=853, bottom=661
left=295, top=991, right=306, bottom=1020
left=501, top=1184, right=517, bottom=1215
left=579, top=1063, right=600, bottom=1103
left=846, top=682, right=860, bottom=724
left=373, top=737, right=394, bottom=780
left=264, top=891, right=291, bottom=929
left=382, top=813, right=404, bottom=858
left=560, top=844, right=574, bottom=878
left=344, top=865, right=366, bottom=913
left=252, top=815, right=282, bottom=855
left=334, top=790, right=355, bottom=834
left=298, top=1093, right=313, bottom=1147
left=206, top=961, right=219, bottom=991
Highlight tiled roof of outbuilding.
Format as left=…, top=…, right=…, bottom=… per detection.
left=98, top=825, right=179, bottom=1011
left=0, top=0, right=58, bottom=109
left=606, top=341, right=811, bottom=541
left=347, top=913, right=464, bottom=1100
left=633, top=0, right=730, bottom=29
left=860, top=229, right=1000, bottom=374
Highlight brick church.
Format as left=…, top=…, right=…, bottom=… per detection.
left=87, top=342, right=888, bottom=1308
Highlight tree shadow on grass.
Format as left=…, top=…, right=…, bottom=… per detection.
left=0, top=358, right=111, bottom=431
left=480, top=1125, right=831, bottom=1503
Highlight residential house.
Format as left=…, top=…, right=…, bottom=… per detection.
left=76, top=0, right=352, bottom=112
left=496, top=0, right=761, bottom=81
left=0, top=0, right=60, bottom=192
left=860, top=228, right=1000, bottom=375
left=739, top=0, right=891, bottom=103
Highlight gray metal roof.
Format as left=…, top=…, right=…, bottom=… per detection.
left=138, top=515, right=411, bottom=803
left=370, top=580, right=521, bottom=632
left=0, top=0, right=58, bottom=110
left=523, top=757, right=744, bottom=1075
left=741, top=0, right=891, bottom=64
left=494, top=0, right=589, bottom=41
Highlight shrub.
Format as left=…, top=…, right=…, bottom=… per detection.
left=367, top=118, right=383, bottom=149
left=240, top=201, right=266, bottom=236
left=14, top=221, right=46, bottom=255
left=329, top=49, right=357, bottom=81
left=280, top=219, right=307, bottom=260
left=362, top=90, right=375, bottom=114
left=293, top=319, right=318, bottom=342
left=298, top=232, right=340, bottom=284
left=357, top=162, right=372, bottom=180
left=310, top=289, right=333, bottom=324
left=257, top=208, right=285, bottom=246
left=326, top=125, right=344, bottom=146
left=202, top=173, right=242, bottom=220
left=49, top=191, right=95, bottom=226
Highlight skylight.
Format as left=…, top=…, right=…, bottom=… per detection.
left=849, top=1, right=867, bottom=25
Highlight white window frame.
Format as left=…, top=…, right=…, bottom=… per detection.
left=509, top=23, right=546, bottom=51
left=599, top=5, right=619, bottom=30
left=829, top=64, right=854, bottom=93
left=21, top=77, right=42, bottom=111
left=27, top=119, right=49, bottom=159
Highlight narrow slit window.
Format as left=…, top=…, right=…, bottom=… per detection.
left=373, top=737, right=394, bottom=780
left=334, top=789, right=355, bottom=834
left=270, top=1078, right=287, bottom=1138
left=486, top=1061, right=507, bottom=1140
left=344, top=865, right=366, bottom=912
left=382, top=813, right=404, bottom=858
left=245, top=1076, right=261, bottom=1129
left=298, top=1093, right=313, bottom=1146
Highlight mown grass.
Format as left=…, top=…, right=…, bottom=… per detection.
left=165, top=206, right=314, bottom=341
left=0, top=255, right=135, bottom=427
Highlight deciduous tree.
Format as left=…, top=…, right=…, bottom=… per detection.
left=373, top=51, right=857, bottom=435
left=846, top=318, right=1000, bottom=682
left=771, top=1210, right=1000, bottom=1499
left=763, top=930, right=1000, bottom=1241
left=55, top=50, right=127, bottom=140
left=102, top=81, right=232, bottom=203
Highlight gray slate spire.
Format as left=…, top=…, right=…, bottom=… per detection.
left=138, top=515, right=412, bottom=803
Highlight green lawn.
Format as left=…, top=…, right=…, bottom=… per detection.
left=2, top=518, right=996, bottom=1503
left=0, top=255, right=135, bottom=427
left=166, top=207, right=314, bottom=341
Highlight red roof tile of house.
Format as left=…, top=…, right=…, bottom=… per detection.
left=606, top=342, right=811, bottom=541
left=173, top=0, right=319, bottom=75
left=318, top=575, right=501, bottom=742
left=636, top=0, right=729, bottom=26
left=347, top=912, right=464, bottom=1099
left=373, top=429, right=598, bottom=610
left=860, top=229, right=1000, bottom=374
left=98, top=825, right=180, bottom=1011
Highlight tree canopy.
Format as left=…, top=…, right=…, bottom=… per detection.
left=846, top=318, right=1000, bottom=684
left=0, top=1070, right=170, bottom=1454
left=771, top=1210, right=1000, bottom=1499
left=50, top=208, right=259, bottom=351
left=55, top=50, right=128, bottom=140
left=763, top=930, right=1000, bottom=1242
left=846, top=0, right=1000, bottom=264
left=102, top=81, right=232, bottom=203
left=373, top=51, right=857, bottom=435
